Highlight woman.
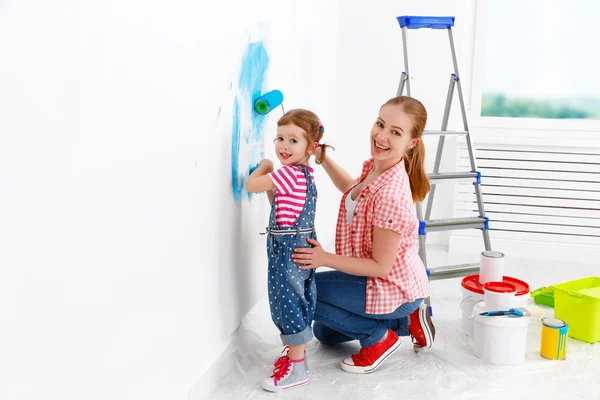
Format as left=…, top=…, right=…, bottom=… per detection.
left=292, top=96, right=436, bottom=374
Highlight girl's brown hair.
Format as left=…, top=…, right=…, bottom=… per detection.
left=277, top=109, right=333, bottom=164
left=382, top=96, right=430, bottom=203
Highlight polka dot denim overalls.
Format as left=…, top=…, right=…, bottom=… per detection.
left=266, top=164, right=317, bottom=346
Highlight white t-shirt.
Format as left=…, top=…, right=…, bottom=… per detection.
left=345, top=192, right=357, bottom=226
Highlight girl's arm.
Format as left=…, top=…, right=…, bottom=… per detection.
left=245, top=159, right=276, bottom=194
left=293, top=226, right=401, bottom=277
left=318, top=151, right=355, bottom=193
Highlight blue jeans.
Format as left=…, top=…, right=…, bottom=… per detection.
left=266, top=164, right=318, bottom=347
left=312, top=271, right=423, bottom=348
left=267, top=230, right=317, bottom=346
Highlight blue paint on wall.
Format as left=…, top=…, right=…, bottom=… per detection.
left=231, top=98, right=242, bottom=204
left=238, top=42, right=270, bottom=146
left=231, top=40, right=270, bottom=206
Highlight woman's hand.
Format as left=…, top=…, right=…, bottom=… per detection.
left=293, top=238, right=329, bottom=270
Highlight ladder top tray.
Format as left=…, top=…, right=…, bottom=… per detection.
left=396, top=16, right=455, bottom=30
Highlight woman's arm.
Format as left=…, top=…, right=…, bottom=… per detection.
left=293, top=226, right=401, bottom=277
left=318, top=151, right=355, bottom=193
left=245, top=159, right=276, bottom=194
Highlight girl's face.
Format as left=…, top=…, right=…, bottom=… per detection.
left=370, top=104, right=419, bottom=164
left=275, top=124, right=312, bottom=165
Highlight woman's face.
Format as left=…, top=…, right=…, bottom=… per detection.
left=370, top=104, right=420, bottom=165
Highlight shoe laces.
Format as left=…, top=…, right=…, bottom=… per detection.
left=274, top=346, right=290, bottom=364
left=270, top=356, right=292, bottom=383
left=350, top=347, right=372, bottom=366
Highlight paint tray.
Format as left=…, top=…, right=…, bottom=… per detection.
left=530, top=286, right=554, bottom=307
left=553, top=276, right=600, bottom=343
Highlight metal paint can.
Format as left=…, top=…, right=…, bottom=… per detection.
left=540, top=317, right=568, bottom=360
left=479, top=251, right=505, bottom=284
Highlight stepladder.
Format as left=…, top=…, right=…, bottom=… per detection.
left=395, top=16, right=492, bottom=281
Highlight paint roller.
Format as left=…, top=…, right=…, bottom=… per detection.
left=253, top=90, right=284, bottom=115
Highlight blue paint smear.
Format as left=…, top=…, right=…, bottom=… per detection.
left=231, top=98, right=242, bottom=205
left=231, top=40, right=270, bottom=206
left=238, top=42, right=270, bottom=144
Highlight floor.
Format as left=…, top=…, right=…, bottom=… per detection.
left=198, top=247, right=600, bottom=400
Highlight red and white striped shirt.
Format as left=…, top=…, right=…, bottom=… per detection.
left=335, top=158, right=429, bottom=314
left=269, top=165, right=314, bottom=226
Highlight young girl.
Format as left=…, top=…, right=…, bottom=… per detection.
left=245, top=108, right=332, bottom=392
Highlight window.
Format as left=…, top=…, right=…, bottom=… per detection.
left=481, top=0, right=600, bottom=120
left=468, top=0, right=600, bottom=136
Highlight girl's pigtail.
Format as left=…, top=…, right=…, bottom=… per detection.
left=315, top=143, right=334, bottom=165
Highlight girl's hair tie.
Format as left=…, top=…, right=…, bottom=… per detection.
left=318, top=121, right=325, bottom=133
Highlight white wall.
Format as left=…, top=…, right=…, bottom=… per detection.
left=0, top=1, right=338, bottom=399
left=0, top=1, right=480, bottom=398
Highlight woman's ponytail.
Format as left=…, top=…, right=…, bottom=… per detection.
left=405, top=140, right=430, bottom=203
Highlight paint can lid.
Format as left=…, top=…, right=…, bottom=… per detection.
left=461, top=274, right=530, bottom=295
left=481, top=251, right=504, bottom=258
left=483, top=281, right=517, bottom=294
left=542, top=317, right=566, bottom=328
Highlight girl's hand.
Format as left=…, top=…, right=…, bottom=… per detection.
left=259, top=159, right=274, bottom=171
left=293, top=238, right=329, bottom=270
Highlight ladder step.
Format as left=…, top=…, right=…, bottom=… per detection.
left=419, top=217, right=489, bottom=234
left=428, top=263, right=480, bottom=281
left=428, top=171, right=480, bottom=184
left=397, top=16, right=455, bottom=30
left=423, top=130, right=468, bottom=136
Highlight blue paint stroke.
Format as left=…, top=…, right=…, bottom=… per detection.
left=238, top=42, right=270, bottom=145
left=231, top=40, right=270, bottom=206
left=231, top=98, right=242, bottom=204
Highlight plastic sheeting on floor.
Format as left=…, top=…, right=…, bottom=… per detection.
left=197, top=263, right=600, bottom=400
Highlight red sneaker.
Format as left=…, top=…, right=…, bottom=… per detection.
left=340, top=329, right=401, bottom=374
left=409, top=302, right=436, bottom=352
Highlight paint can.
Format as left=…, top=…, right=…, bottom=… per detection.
left=540, top=317, right=569, bottom=360
left=479, top=251, right=505, bottom=284
left=483, top=281, right=517, bottom=310
left=473, top=301, right=530, bottom=365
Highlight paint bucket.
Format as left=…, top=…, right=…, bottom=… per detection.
left=473, top=301, right=530, bottom=365
left=483, top=282, right=517, bottom=310
left=460, top=274, right=530, bottom=336
left=479, top=251, right=505, bottom=284
left=540, top=317, right=568, bottom=360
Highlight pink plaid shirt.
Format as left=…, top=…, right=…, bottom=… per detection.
left=335, top=158, right=430, bottom=314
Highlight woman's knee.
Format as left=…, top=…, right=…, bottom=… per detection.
left=312, top=322, right=329, bottom=343
left=313, top=322, right=346, bottom=344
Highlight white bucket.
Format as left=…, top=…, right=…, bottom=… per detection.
left=473, top=302, right=530, bottom=365
left=483, top=281, right=517, bottom=310
left=461, top=284, right=529, bottom=336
